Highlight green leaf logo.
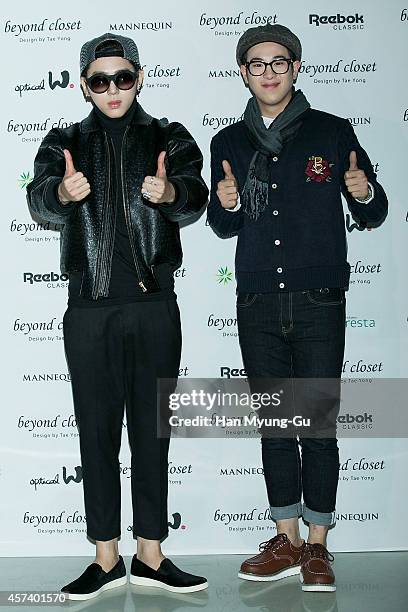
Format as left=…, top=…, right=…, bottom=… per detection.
left=18, top=172, right=33, bottom=189
left=216, top=266, right=233, bottom=285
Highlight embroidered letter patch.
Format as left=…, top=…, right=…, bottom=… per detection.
left=305, top=156, right=334, bottom=183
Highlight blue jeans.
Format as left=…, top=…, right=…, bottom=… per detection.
left=237, top=288, right=346, bottom=527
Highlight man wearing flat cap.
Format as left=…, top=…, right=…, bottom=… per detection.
left=208, top=24, right=387, bottom=592
left=27, top=32, right=208, bottom=600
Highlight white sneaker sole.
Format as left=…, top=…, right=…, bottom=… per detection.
left=130, top=575, right=208, bottom=593
left=63, top=575, right=127, bottom=601
left=238, top=565, right=300, bottom=582
left=300, top=574, right=336, bottom=592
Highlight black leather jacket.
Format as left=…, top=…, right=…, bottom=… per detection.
left=26, top=103, right=208, bottom=299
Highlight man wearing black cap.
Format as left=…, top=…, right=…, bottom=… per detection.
left=27, top=32, right=208, bottom=600
left=208, top=24, right=387, bottom=592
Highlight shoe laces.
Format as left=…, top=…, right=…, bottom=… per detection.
left=304, top=543, right=334, bottom=563
left=259, top=533, right=288, bottom=552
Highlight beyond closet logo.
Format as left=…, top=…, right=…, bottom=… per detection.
left=299, top=59, right=376, bottom=77
left=213, top=507, right=275, bottom=532
left=143, top=64, right=181, bottom=78
left=199, top=11, right=278, bottom=33
left=349, top=260, right=382, bottom=286
left=120, top=462, right=192, bottom=480
left=298, top=58, right=376, bottom=86
left=12, top=316, right=64, bottom=343
left=23, top=510, right=86, bottom=533
left=342, top=360, right=384, bottom=374
left=309, top=13, right=365, bottom=30
left=143, top=64, right=181, bottom=90
left=10, top=218, right=63, bottom=245
left=13, top=317, right=63, bottom=334
left=202, top=113, right=244, bottom=131
left=4, top=18, right=82, bottom=37
left=18, top=414, right=77, bottom=434
left=340, top=457, right=385, bottom=472
left=207, top=314, right=238, bottom=338
left=6, top=117, right=74, bottom=143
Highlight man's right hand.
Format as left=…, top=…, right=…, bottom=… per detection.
left=216, top=160, right=239, bottom=209
left=58, top=149, right=91, bottom=204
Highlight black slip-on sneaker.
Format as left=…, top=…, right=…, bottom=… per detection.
left=130, top=556, right=208, bottom=593
left=61, top=556, right=127, bottom=601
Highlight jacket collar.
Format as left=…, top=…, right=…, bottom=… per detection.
left=80, top=101, right=154, bottom=133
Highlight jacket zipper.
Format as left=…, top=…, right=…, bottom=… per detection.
left=93, top=133, right=111, bottom=299
left=120, top=126, right=147, bottom=292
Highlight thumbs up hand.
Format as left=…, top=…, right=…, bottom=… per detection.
left=57, top=149, right=91, bottom=205
left=344, top=150, right=369, bottom=200
left=216, top=160, right=239, bottom=209
left=141, top=151, right=176, bottom=204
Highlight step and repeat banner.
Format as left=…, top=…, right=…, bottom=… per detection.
left=1, top=0, right=407, bottom=556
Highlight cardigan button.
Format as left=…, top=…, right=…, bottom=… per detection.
left=273, top=210, right=279, bottom=216
left=272, top=156, right=278, bottom=162
left=279, top=282, right=285, bottom=289
left=271, top=183, right=277, bottom=189
left=277, top=267, right=283, bottom=273
left=274, top=239, right=281, bottom=246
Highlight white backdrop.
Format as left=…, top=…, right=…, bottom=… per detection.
left=1, top=0, right=407, bottom=556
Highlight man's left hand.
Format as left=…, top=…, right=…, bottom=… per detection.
left=142, top=151, right=176, bottom=204
left=344, top=151, right=369, bottom=200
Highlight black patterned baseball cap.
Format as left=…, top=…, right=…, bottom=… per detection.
left=80, top=32, right=140, bottom=75
left=236, top=24, right=302, bottom=65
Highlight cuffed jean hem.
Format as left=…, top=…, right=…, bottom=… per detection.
left=269, top=502, right=303, bottom=521
left=302, top=504, right=336, bottom=527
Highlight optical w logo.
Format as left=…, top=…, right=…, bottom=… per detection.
left=62, top=466, right=83, bottom=484
left=168, top=512, right=182, bottom=530
left=128, top=512, right=186, bottom=534
left=48, top=70, right=70, bottom=90
left=346, top=214, right=373, bottom=233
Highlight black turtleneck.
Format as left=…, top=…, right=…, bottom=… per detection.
left=68, top=97, right=173, bottom=306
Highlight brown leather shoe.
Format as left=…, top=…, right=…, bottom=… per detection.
left=300, top=543, right=336, bottom=592
left=238, top=533, right=305, bottom=582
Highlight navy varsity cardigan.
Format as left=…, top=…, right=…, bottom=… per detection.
left=207, top=108, right=388, bottom=292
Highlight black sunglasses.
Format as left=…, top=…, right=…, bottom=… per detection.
left=85, top=69, right=138, bottom=94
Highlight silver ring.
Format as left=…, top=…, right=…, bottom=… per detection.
left=142, top=190, right=151, bottom=200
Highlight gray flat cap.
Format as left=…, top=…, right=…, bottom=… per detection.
left=80, top=32, right=140, bottom=75
left=236, top=24, right=302, bottom=65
